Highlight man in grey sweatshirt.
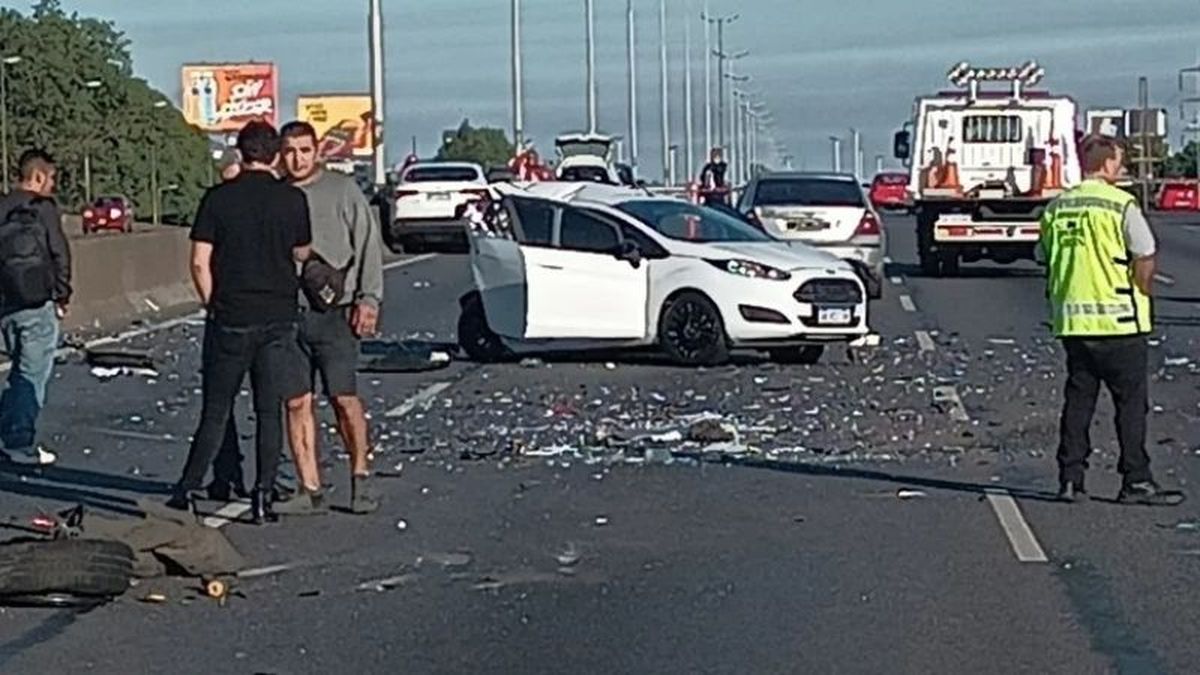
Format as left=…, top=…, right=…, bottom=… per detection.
left=277, top=121, right=384, bottom=515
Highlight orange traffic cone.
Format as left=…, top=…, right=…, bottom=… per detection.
left=939, top=152, right=962, bottom=193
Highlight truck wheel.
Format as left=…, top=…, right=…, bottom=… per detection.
left=939, top=251, right=960, bottom=276
left=918, top=242, right=940, bottom=277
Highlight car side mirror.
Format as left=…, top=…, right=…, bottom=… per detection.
left=614, top=241, right=643, bottom=268
left=893, top=130, right=911, bottom=160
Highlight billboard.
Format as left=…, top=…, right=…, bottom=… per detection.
left=297, top=94, right=376, bottom=160
left=182, top=63, right=278, bottom=133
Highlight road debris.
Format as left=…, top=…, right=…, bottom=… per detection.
left=896, top=489, right=928, bottom=500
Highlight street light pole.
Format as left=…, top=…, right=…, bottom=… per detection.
left=683, top=8, right=694, bottom=181
left=704, top=11, right=739, bottom=150
left=83, top=79, right=103, bottom=204
left=829, top=135, right=842, bottom=173
left=659, top=0, right=670, bottom=185
left=850, top=128, right=861, bottom=180
left=512, top=0, right=525, bottom=149
left=369, top=0, right=386, bottom=186
left=0, top=56, right=19, bottom=194
left=149, top=99, right=167, bottom=226
left=626, top=0, right=638, bottom=176
left=585, top=0, right=597, bottom=133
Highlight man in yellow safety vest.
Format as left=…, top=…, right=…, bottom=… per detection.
left=1041, top=134, right=1183, bottom=506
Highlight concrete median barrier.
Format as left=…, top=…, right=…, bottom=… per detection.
left=65, top=225, right=197, bottom=333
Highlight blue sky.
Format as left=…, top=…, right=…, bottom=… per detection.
left=47, top=0, right=1200, bottom=176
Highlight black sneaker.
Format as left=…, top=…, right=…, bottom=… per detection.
left=350, top=475, right=380, bottom=515
left=274, top=489, right=328, bottom=517
left=206, top=480, right=250, bottom=503
left=1117, top=481, right=1186, bottom=507
left=165, top=489, right=196, bottom=512
left=1057, top=481, right=1086, bottom=503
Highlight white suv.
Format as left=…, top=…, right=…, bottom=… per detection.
left=390, top=161, right=488, bottom=252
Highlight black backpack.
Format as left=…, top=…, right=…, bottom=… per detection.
left=0, top=202, right=54, bottom=309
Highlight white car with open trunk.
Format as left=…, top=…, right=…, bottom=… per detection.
left=457, top=183, right=873, bottom=366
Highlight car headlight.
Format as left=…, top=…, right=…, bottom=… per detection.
left=705, top=259, right=791, bottom=281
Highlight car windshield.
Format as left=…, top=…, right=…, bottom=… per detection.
left=874, top=174, right=907, bottom=186
left=616, top=200, right=774, bottom=243
left=403, top=166, right=480, bottom=183
left=560, top=166, right=614, bottom=184
left=753, top=178, right=864, bottom=207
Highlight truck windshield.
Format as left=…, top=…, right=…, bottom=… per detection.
left=616, top=200, right=774, bottom=243
left=753, top=179, right=864, bottom=207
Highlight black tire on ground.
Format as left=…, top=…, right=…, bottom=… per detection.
left=0, top=539, right=134, bottom=603
left=457, top=295, right=511, bottom=363
left=659, top=291, right=730, bottom=366
left=769, top=345, right=825, bottom=365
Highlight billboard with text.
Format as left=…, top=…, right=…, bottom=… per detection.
left=297, top=94, right=376, bottom=159
left=182, top=63, right=278, bottom=133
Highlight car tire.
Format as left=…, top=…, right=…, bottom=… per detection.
left=0, top=539, right=134, bottom=605
left=659, top=291, right=730, bottom=366
left=457, top=294, right=510, bottom=363
left=769, top=345, right=825, bottom=365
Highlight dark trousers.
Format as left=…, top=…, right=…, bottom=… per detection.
left=177, top=320, right=297, bottom=492
left=1057, top=335, right=1152, bottom=486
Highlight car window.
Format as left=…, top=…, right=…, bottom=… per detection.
left=403, top=166, right=481, bottom=182
left=619, top=223, right=668, bottom=258
left=753, top=179, right=864, bottom=207
left=617, top=200, right=773, bottom=243
left=510, top=198, right=555, bottom=246
left=560, top=207, right=620, bottom=252
left=560, top=166, right=614, bottom=184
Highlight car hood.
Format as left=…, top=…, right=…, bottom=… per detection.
left=686, top=240, right=851, bottom=272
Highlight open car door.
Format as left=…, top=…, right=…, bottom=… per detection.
left=507, top=196, right=649, bottom=340
left=465, top=198, right=527, bottom=340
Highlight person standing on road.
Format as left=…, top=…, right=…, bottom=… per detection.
left=0, top=150, right=71, bottom=466
left=699, top=147, right=729, bottom=206
left=1041, top=134, right=1183, bottom=506
left=168, top=121, right=313, bottom=523
left=276, top=121, right=384, bottom=516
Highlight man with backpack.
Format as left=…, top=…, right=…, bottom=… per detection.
left=0, top=150, right=71, bottom=466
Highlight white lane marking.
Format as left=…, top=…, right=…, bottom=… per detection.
left=383, top=253, right=437, bottom=271
left=202, top=500, right=252, bottom=528
left=915, top=330, right=935, bottom=352
left=237, top=563, right=294, bottom=579
left=1154, top=272, right=1176, bottom=286
left=986, top=489, right=1048, bottom=563
left=1184, top=225, right=1200, bottom=234
left=1, top=255, right=441, bottom=375
left=899, top=294, right=917, bottom=312
left=386, top=381, right=453, bottom=418
left=932, top=385, right=970, bottom=422
left=889, top=276, right=904, bottom=286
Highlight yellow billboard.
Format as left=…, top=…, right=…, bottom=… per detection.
left=297, top=94, right=377, bottom=159
left=182, top=63, right=278, bottom=133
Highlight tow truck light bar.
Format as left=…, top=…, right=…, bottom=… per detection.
left=947, top=60, right=1044, bottom=87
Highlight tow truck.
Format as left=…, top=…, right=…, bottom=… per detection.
left=893, top=61, right=1081, bottom=276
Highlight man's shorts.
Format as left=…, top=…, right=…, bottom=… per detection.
left=292, top=307, right=360, bottom=398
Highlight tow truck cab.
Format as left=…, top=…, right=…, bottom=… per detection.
left=894, top=61, right=1081, bottom=276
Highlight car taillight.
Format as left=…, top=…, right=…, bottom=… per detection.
left=84, top=209, right=94, bottom=219
left=855, top=211, right=881, bottom=236
left=109, top=208, right=122, bottom=219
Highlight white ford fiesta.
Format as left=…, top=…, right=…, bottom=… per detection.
left=457, top=183, right=873, bottom=366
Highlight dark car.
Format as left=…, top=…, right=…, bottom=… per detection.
left=83, top=196, right=134, bottom=234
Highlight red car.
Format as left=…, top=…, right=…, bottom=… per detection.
left=1157, top=180, right=1198, bottom=211
left=83, top=196, right=134, bottom=234
left=869, top=172, right=911, bottom=212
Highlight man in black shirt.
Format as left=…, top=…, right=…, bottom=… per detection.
left=168, top=121, right=312, bottom=523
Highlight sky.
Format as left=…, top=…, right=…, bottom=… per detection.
left=37, top=0, right=1200, bottom=177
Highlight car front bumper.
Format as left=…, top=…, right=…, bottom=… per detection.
left=706, top=272, right=871, bottom=346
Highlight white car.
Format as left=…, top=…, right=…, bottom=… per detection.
left=738, top=172, right=885, bottom=299
left=457, top=183, right=872, bottom=366
left=390, top=161, right=488, bottom=251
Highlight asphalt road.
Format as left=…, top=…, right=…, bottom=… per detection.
left=1, top=214, right=1199, bottom=674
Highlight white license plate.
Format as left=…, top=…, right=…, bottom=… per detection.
left=429, top=192, right=452, bottom=201
left=817, top=307, right=853, bottom=325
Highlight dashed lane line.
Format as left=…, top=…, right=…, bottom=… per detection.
left=985, top=489, right=1049, bottom=563
left=889, top=276, right=904, bottom=286
left=385, top=381, right=454, bottom=418
left=899, top=294, right=917, bottom=312
left=915, top=330, right=936, bottom=352
left=1154, top=272, right=1176, bottom=287
left=932, top=385, right=970, bottom=423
